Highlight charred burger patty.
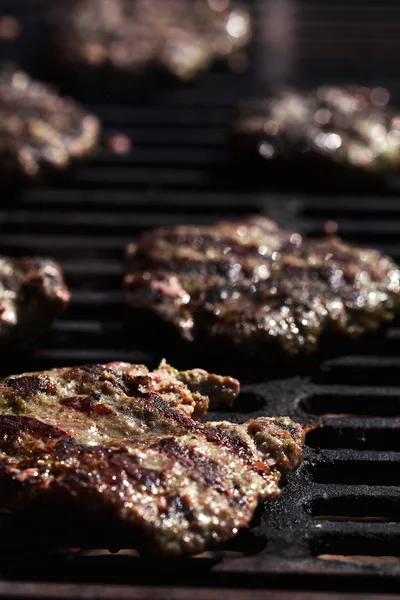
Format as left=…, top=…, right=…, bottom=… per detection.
left=51, top=0, right=251, bottom=80
left=124, top=216, right=400, bottom=358
left=0, top=361, right=304, bottom=555
left=233, top=86, right=400, bottom=174
left=0, top=65, right=100, bottom=182
left=0, top=256, right=69, bottom=345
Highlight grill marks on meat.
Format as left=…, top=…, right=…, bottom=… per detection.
left=233, top=86, right=400, bottom=174
left=0, top=257, right=69, bottom=345
left=60, top=395, right=113, bottom=417
left=0, top=361, right=304, bottom=556
left=124, top=216, right=400, bottom=357
left=0, top=66, right=100, bottom=181
left=51, top=0, right=251, bottom=80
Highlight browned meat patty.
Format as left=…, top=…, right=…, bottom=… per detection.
left=0, top=361, right=304, bottom=556
left=233, top=86, right=400, bottom=174
left=0, top=65, right=100, bottom=182
left=124, top=216, right=400, bottom=358
left=51, top=0, right=251, bottom=80
left=0, top=257, right=70, bottom=345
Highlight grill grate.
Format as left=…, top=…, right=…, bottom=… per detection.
left=3, top=146, right=400, bottom=599
left=2, top=2, right=400, bottom=599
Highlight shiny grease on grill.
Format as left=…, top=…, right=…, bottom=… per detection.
left=124, top=216, right=400, bottom=358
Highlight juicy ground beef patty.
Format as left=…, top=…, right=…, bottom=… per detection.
left=233, top=86, right=400, bottom=174
left=0, top=361, right=304, bottom=556
left=0, top=65, right=100, bottom=182
left=0, top=256, right=69, bottom=345
left=51, top=0, right=251, bottom=80
left=124, top=216, right=400, bottom=358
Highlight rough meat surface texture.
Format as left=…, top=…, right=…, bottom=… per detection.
left=52, top=0, right=251, bottom=80
left=0, top=256, right=69, bottom=345
left=124, top=216, right=400, bottom=357
left=0, top=65, right=100, bottom=181
left=234, top=86, right=400, bottom=173
left=0, top=361, right=304, bottom=556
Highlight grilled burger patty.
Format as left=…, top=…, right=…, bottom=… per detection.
left=0, top=66, right=100, bottom=181
left=0, top=361, right=304, bottom=556
left=234, top=86, right=400, bottom=174
left=51, top=0, right=251, bottom=80
left=124, top=216, right=400, bottom=358
left=0, top=257, right=69, bottom=345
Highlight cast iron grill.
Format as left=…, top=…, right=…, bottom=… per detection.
left=2, top=2, right=400, bottom=599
